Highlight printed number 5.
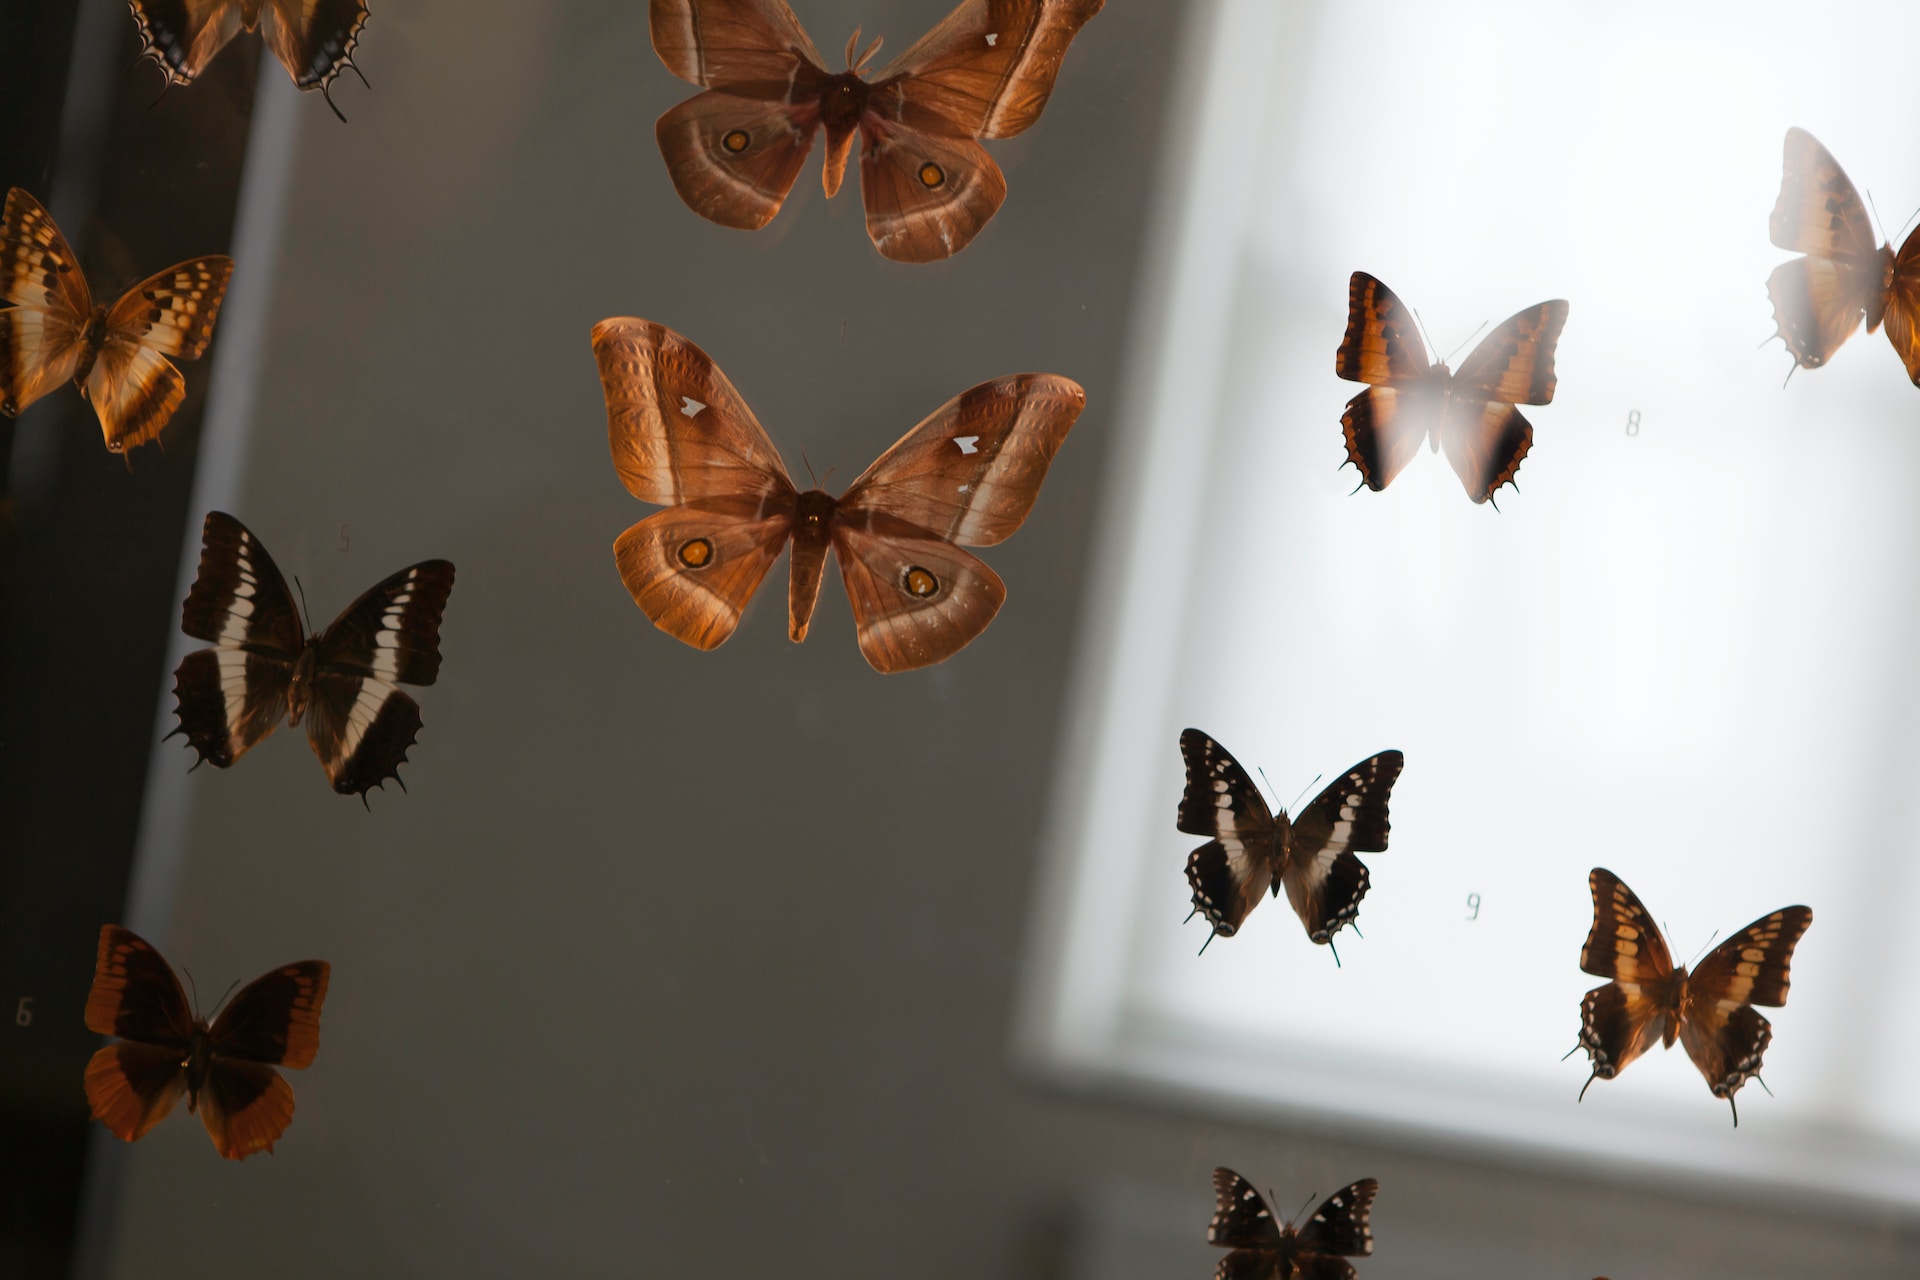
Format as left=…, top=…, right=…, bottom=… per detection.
left=15, top=997, right=31, bottom=1026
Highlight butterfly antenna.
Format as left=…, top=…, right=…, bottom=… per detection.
left=1288, top=775, right=1321, bottom=815
left=212, top=976, right=243, bottom=1016
left=1409, top=307, right=1437, bottom=362
left=183, top=967, right=202, bottom=1019
left=1289, top=1192, right=1317, bottom=1226
left=1442, top=319, right=1491, bottom=368
left=1898, top=202, right=1920, bottom=243
left=1685, top=929, right=1721, bottom=970
left=1865, top=188, right=1887, bottom=243
left=293, top=576, right=315, bottom=637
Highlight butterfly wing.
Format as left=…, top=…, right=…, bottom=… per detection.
left=261, top=0, right=370, bottom=99
left=301, top=560, right=456, bottom=797
left=1292, top=1179, right=1378, bottom=1259
left=1767, top=128, right=1888, bottom=368
left=129, top=1, right=249, bottom=86
left=195, top=957, right=329, bottom=1159
left=835, top=373, right=1084, bottom=547
left=1280, top=753, right=1402, bottom=944
left=858, top=127, right=1006, bottom=262
left=171, top=511, right=304, bottom=769
left=1336, top=273, right=1432, bottom=492
left=827, top=512, right=1007, bottom=672
left=84, top=255, right=233, bottom=453
left=0, top=187, right=91, bottom=418
left=1178, top=731, right=1279, bottom=937
left=83, top=927, right=193, bottom=1143
left=1577, top=868, right=1676, bottom=1080
left=649, top=0, right=827, bottom=86
left=614, top=498, right=794, bottom=651
left=1439, top=299, right=1567, bottom=504
left=1678, top=905, right=1811, bottom=1100
left=1208, top=1167, right=1286, bottom=1251
left=870, top=0, right=1106, bottom=140
left=1882, top=225, right=1920, bottom=385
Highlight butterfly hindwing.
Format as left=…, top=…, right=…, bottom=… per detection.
left=1282, top=753, right=1401, bottom=944
left=830, top=510, right=1007, bottom=673
left=132, top=0, right=370, bottom=115
left=1178, top=731, right=1277, bottom=937
left=1881, top=226, right=1920, bottom=385
left=1766, top=128, right=1892, bottom=368
left=654, top=90, right=819, bottom=231
left=613, top=497, right=795, bottom=651
left=859, top=127, right=1007, bottom=263
left=197, top=1057, right=298, bottom=1160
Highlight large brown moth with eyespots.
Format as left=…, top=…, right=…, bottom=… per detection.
left=591, top=317, right=1083, bottom=673
left=648, top=0, right=1104, bottom=262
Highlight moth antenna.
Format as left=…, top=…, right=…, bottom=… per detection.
left=1578, top=1070, right=1599, bottom=1102
left=293, top=576, right=315, bottom=637
left=1441, top=319, right=1490, bottom=368
left=1757, top=1075, right=1774, bottom=1098
left=856, top=34, right=884, bottom=70
left=844, top=26, right=861, bottom=69
left=1197, top=929, right=1217, bottom=957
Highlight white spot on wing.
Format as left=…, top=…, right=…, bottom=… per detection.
left=954, top=435, right=979, bottom=454
left=985, top=32, right=998, bottom=45
left=680, top=397, right=706, bottom=418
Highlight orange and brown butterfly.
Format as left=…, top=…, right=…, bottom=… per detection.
left=128, top=1, right=371, bottom=121
left=649, top=0, right=1104, bottom=262
left=1766, top=127, right=1920, bottom=383
left=1334, top=272, right=1569, bottom=505
left=0, top=188, right=232, bottom=455
left=83, top=925, right=329, bottom=1160
left=592, top=317, right=1083, bottom=673
left=1206, top=1166, right=1378, bottom=1280
left=1573, top=868, right=1812, bottom=1126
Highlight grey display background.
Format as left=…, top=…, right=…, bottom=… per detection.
left=91, top=1, right=1920, bottom=1276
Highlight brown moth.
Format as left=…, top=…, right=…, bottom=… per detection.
left=649, top=0, right=1104, bottom=261
left=592, top=316, right=1083, bottom=672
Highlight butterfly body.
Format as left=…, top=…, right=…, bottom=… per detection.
left=650, top=0, right=1104, bottom=261
left=84, top=926, right=329, bottom=1160
left=170, top=511, right=456, bottom=797
left=1576, top=868, right=1813, bottom=1122
left=1, top=187, right=233, bottom=451
left=593, top=317, right=1082, bottom=672
left=1207, top=1168, right=1377, bottom=1280
left=1335, top=272, right=1568, bottom=504
left=1177, top=730, right=1402, bottom=948
left=1767, top=127, right=1920, bottom=381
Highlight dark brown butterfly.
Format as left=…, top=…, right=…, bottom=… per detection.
left=1335, top=271, right=1569, bottom=505
left=1178, top=729, right=1403, bottom=958
left=649, top=0, right=1104, bottom=261
left=128, top=0, right=370, bottom=121
left=84, top=925, right=328, bottom=1160
left=592, top=317, right=1082, bottom=673
left=1767, top=127, right=1920, bottom=383
left=1206, top=1167, right=1378, bottom=1280
left=1574, top=868, right=1812, bottom=1125
left=169, top=511, right=456, bottom=799
left=0, top=187, right=232, bottom=454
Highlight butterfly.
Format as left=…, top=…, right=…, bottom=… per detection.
left=1574, top=868, right=1813, bottom=1125
left=0, top=187, right=232, bottom=455
left=128, top=0, right=371, bottom=121
left=1334, top=271, right=1569, bottom=505
left=648, top=0, right=1104, bottom=261
left=1766, top=127, right=1920, bottom=383
left=84, top=925, right=329, bottom=1160
left=1177, top=729, right=1404, bottom=958
left=1206, top=1167, right=1378, bottom=1280
left=591, top=317, right=1083, bottom=673
left=168, top=510, right=456, bottom=799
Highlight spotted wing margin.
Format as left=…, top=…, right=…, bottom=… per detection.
left=649, top=0, right=827, bottom=87
left=129, top=1, right=247, bottom=86
left=261, top=0, right=371, bottom=97
left=1281, top=752, right=1400, bottom=944
left=1577, top=868, right=1676, bottom=1080
left=301, top=561, right=455, bottom=797
left=830, top=510, right=1006, bottom=672
left=1678, top=905, right=1811, bottom=1098
left=171, top=512, right=303, bottom=769
left=873, top=0, right=1106, bottom=140
left=594, top=317, right=796, bottom=508
left=837, top=373, right=1083, bottom=545
left=1293, top=1179, right=1378, bottom=1258
left=1207, top=1167, right=1284, bottom=1250
left=1178, top=730, right=1277, bottom=937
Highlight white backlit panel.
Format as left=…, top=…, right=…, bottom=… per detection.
left=1023, top=0, right=1920, bottom=1209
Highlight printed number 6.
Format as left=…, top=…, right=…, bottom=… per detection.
left=15, top=997, right=30, bottom=1027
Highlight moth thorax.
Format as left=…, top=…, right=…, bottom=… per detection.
left=819, top=73, right=870, bottom=129
left=287, top=646, right=320, bottom=726
left=794, top=489, right=837, bottom=541
left=73, top=304, right=112, bottom=385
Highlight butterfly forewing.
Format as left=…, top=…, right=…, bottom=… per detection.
left=211, top=961, right=331, bottom=1069
left=1452, top=302, right=1568, bottom=406
left=873, top=0, right=1106, bottom=140
left=172, top=512, right=303, bottom=767
left=837, top=373, right=1085, bottom=547
left=1294, top=1180, right=1378, bottom=1259
left=649, top=0, right=827, bottom=86
left=1, top=188, right=88, bottom=314
left=103, top=256, right=234, bottom=360
left=1882, top=227, right=1920, bottom=384
left=1178, top=731, right=1278, bottom=937
left=1770, top=128, right=1879, bottom=262
left=1579, top=868, right=1674, bottom=983
left=1282, top=753, right=1401, bottom=944
left=1335, top=273, right=1429, bottom=386
left=1208, top=1168, right=1284, bottom=1250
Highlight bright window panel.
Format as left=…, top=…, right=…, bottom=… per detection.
left=1025, top=0, right=1920, bottom=1208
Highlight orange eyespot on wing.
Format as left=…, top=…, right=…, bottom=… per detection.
left=648, top=0, right=1100, bottom=259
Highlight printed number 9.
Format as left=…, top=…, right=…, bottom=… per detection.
left=1465, top=893, right=1481, bottom=921
left=15, top=997, right=30, bottom=1027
